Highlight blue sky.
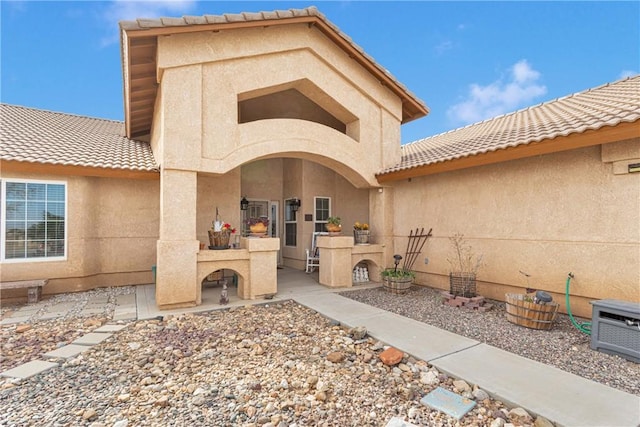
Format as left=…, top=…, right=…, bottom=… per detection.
left=2, top=1, right=638, bottom=143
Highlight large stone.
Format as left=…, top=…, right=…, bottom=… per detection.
left=82, top=409, right=97, bottom=421
left=379, top=347, right=403, bottom=366
left=510, top=407, right=532, bottom=420
left=349, top=326, right=367, bottom=340
left=326, top=351, right=345, bottom=363
left=15, top=324, right=32, bottom=333
left=534, top=416, right=555, bottom=427
left=453, top=379, right=471, bottom=392
left=420, top=371, right=439, bottom=386
left=472, top=388, right=490, bottom=401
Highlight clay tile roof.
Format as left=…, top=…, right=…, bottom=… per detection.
left=379, top=75, right=640, bottom=176
left=0, top=104, right=158, bottom=172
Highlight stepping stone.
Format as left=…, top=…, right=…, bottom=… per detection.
left=113, top=310, right=137, bottom=321
left=87, top=297, right=109, bottom=304
left=15, top=306, right=41, bottom=315
left=79, top=308, right=104, bottom=315
left=385, top=417, right=418, bottom=427
left=39, top=313, right=64, bottom=320
left=0, top=360, right=58, bottom=379
left=420, top=386, right=476, bottom=420
left=44, top=344, right=91, bottom=359
left=47, top=303, right=76, bottom=311
left=72, top=332, right=112, bottom=346
left=94, top=324, right=127, bottom=333
left=0, top=316, right=31, bottom=325
left=116, top=294, right=136, bottom=306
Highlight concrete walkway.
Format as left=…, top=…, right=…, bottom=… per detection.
left=2, top=269, right=639, bottom=426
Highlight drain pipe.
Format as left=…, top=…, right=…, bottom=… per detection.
left=565, top=272, right=592, bottom=335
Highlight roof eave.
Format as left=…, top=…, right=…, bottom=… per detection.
left=376, top=121, right=640, bottom=183
left=0, top=160, right=160, bottom=181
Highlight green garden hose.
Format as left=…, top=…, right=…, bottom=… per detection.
left=565, top=272, right=592, bottom=335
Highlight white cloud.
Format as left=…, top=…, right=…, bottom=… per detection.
left=435, top=40, right=454, bottom=55
left=100, top=0, right=198, bottom=46
left=619, top=69, right=638, bottom=79
left=447, top=60, right=547, bottom=125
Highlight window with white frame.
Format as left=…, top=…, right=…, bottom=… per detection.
left=1, top=180, right=67, bottom=261
left=284, top=198, right=297, bottom=246
left=314, top=196, right=330, bottom=232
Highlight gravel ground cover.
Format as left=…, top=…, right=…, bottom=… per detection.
left=340, top=285, right=640, bottom=396
left=1, top=287, right=134, bottom=372
left=2, top=299, right=551, bottom=427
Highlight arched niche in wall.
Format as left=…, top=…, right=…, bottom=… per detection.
left=238, top=79, right=360, bottom=142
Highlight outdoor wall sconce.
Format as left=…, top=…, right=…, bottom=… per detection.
left=291, top=198, right=301, bottom=212
left=240, top=196, right=249, bottom=211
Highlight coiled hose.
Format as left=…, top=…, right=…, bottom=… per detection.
left=565, top=272, right=591, bottom=335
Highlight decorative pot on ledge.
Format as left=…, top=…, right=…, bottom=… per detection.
left=354, top=230, right=370, bottom=245
left=208, top=229, right=231, bottom=250
left=325, top=224, right=342, bottom=236
left=249, top=223, right=268, bottom=236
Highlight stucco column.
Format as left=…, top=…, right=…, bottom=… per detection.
left=239, top=237, right=281, bottom=299
left=317, top=235, right=353, bottom=288
left=369, top=187, right=394, bottom=270
left=156, top=169, right=200, bottom=309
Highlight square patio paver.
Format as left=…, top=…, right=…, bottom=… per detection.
left=420, top=387, right=476, bottom=420
left=72, top=332, right=112, bottom=346
left=44, top=344, right=91, bottom=359
left=1, top=360, right=58, bottom=379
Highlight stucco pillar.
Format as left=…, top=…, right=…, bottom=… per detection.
left=156, top=169, right=199, bottom=309
left=369, top=187, right=394, bottom=270
left=238, top=237, right=281, bottom=299
left=317, top=235, right=353, bottom=288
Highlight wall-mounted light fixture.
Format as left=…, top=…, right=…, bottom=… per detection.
left=629, top=163, right=640, bottom=173
left=240, top=196, right=249, bottom=211
left=291, top=198, right=301, bottom=212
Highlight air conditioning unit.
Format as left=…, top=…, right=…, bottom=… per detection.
left=590, top=299, right=640, bottom=363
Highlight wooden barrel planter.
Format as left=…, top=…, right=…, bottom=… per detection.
left=505, top=293, right=559, bottom=330
left=384, top=277, right=413, bottom=295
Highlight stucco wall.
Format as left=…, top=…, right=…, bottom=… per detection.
left=0, top=172, right=159, bottom=299
left=154, top=24, right=403, bottom=186
left=390, top=143, right=640, bottom=317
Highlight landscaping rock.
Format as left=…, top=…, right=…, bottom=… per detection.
left=379, top=347, right=403, bottom=365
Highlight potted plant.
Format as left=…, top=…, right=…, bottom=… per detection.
left=247, top=217, right=269, bottom=235
left=353, top=221, right=370, bottom=244
left=381, top=268, right=415, bottom=295
left=208, top=209, right=236, bottom=249
left=326, top=216, right=342, bottom=234
left=446, top=233, right=484, bottom=297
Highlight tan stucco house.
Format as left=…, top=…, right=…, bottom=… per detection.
left=1, top=7, right=639, bottom=317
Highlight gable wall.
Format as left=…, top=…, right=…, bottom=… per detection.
left=153, top=24, right=403, bottom=186
left=390, top=141, right=640, bottom=317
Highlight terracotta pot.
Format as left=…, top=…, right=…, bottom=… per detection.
left=250, top=223, right=268, bottom=234
left=325, top=223, right=342, bottom=233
